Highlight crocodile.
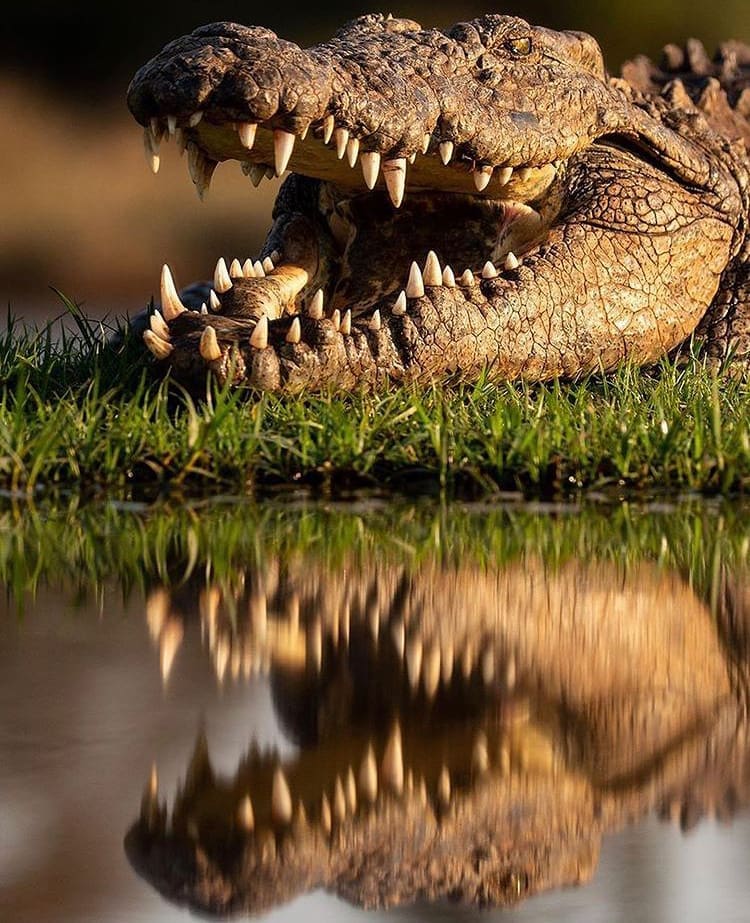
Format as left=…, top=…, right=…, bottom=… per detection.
left=127, top=15, right=750, bottom=392
left=126, top=552, right=750, bottom=916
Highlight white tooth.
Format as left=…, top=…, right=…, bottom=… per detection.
left=243, top=258, right=255, bottom=277
left=209, top=290, right=222, bottom=312
left=460, top=269, right=475, bottom=286
left=331, top=309, right=341, bottom=331
left=200, top=303, right=208, bottom=314
left=481, top=261, right=498, bottom=279
left=423, top=251, right=442, bottom=286
left=200, top=325, right=222, bottom=361
left=147, top=152, right=161, bottom=174
left=299, top=122, right=310, bottom=141
left=361, top=151, right=381, bottom=189
left=346, top=137, right=360, bottom=167
left=383, top=158, right=406, bottom=207
left=438, top=766, right=451, bottom=805
left=238, top=122, right=257, bottom=149
left=392, top=290, right=407, bottom=315
left=422, top=133, right=431, bottom=154
left=167, top=115, right=177, bottom=136
left=262, top=256, right=275, bottom=274
left=214, top=257, right=233, bottom=294
left=272, top=767, right=293, bottom=826
left=188, top=111, right=203, bottom=128
left=359, top=745, right=378, bottom=802
left=498, top=166, right=513, bottom=185
left=406, top=262, right=425, bottom=299
left=474, top=166, right=493, bottom=192
left=408, top=152, right=417, bottom=165
left=369, top=309, right=382, bottom=331
left=253, top=260, right=265, bottom=278
left=442, top=266, right=456, bottom=287
left=187, top=143, right=216, bottom=200
left=381, top=722, right=404, bottom=794
left=160, top=264, right=187, bottom=320
left=439, top=141, right=454, bottom=165
left=334, top=127, right=349, bottom=159
left=238, top=795, right=255, bottom=831
left=250, top=315, right=269, bottom=349
left=320, top=793, right=332, bottom=835
left=504, top=252, right=520, bottom=271
left=322, top=115, right=335, bottom=144
left=406, top=637, right=423, bottom=690
left=149, top=311, right=170, bottom=339
left=229, top=258, right=243, bottom=278
left=340, top=309, right=352, bottom=336
left=286, top=317, right=301, bottom=344
left=143, top=330, right=173, bottom=359
left=274, top=130, right=295, bottom=175
left=308, top=289, right=324, bottom=319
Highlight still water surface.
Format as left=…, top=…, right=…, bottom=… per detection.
left=2, top=499, right=750, bottom=923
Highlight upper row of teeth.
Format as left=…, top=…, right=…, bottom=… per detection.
left=144, top=112, right=556, bottom=207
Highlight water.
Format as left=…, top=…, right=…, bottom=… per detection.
left=2, top=498, right=750, bottom=923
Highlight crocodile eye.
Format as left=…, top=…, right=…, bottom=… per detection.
left=507, top=36, right=532, bottom=57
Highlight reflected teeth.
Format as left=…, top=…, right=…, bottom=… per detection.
left=186, top=143, right=216, bottom=200
left=437, top=766, right=451, bottom=805
left=320, top=793, right=332, bottom=835
left=143, top=330, right=173, bottom=359
left=238, top=122, right=257, bottom=149
left=250, top=315, right=269, bottom=349
left=439, top=141, right=454, bottom=165
left=383, top=158, right=406, bottom=207
left=406, top=262, right=425, bottom=299
left=381, top=722, right=404, bottom=794
left=473, top=733, right=489, bottom=774
left=274, top=130, right=295, bottom=175
left=286, top=317, right=301, bottom=344
left=334, top=127, right=349, bottom=159
left=345, top=767, right=357, bottom=813
left=473, top=165, right=493, bottom=192
left=188, top=111, right=203, bottom=128
left=406, top=637, right=423, bottom=689
left=423, top=251, right=443, bottom=287
left=346, top=137, right=360, bottom=167
left=322, top=115, right=335, bottom=145
left=359, top=745, right=378, bottom=803
left=214, top=258, right=233, bottom=294
left=238, top=795, right=255, bottom=831
left=199, top=325, right=222, bottom=361
left=392, top=290, right=407, bottom=315
left=308, top=289, right=324, bottom=319
left=167, top=115, right=177, bottom=136
left=361, top=151, right=381, bottom=189
left=271, top=767, right=293, bottom=826
left=160, top=264, right=187, bottom=320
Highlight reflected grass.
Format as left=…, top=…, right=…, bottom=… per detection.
left=2, top=306, right=750, bottom=496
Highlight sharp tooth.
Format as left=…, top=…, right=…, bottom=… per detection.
left=498, top=166, right=513, bottom=185
left=383, top=158, right=406, bottom=207
left=238, top=122, right=257, bottom=149
left=381, top=722, right=404, bottom=794
left=308, top=289, right=324, bottom=319
left=143, top=330, right=173, bottom=359
left=322, top=114, right=335, bottom=144
left=286, top=317, right=301, bottom=344
left=369, top=309, right=382, bottom=331
left=361, top=151, right=381, bottom=189
left=334, top=127, right=349, bottom=159
left=271, top=767, right=293, bottom=826
left=250, top=315, right=269, bottom=349
left=481, top=261, right=498, bottom=279
left=345, top=767, right=357, bottom=813
left=200, top=325, right=222, bottom=361
left=517, top=167, right=532, bottom=181
left=214, top=257, right=233, bottom=294
left=473, top=733, right=489, bottom=774
left=460, top=269, right=475, bottom=286
left=359, top=745, right=378, bottom=802
left=423, top=251, right=443, bottom=287
left=406, top=262, right=425, bottom=299
left=262, top=256, right=275, bottom=274
left=392, top=290, right=407, bottom=315
left=439, top=141, right=454, bottom=165
left=437, top=766, right=451, bottom=805
left=274, top=130, right=296, bottom=175
left=422, top=133, right=431, bottom=154
left=253, top=260, right=265, bottom=278
left=209, top=290, right=222, bottom=312
left=408, top=152, right=417, bottom=165
left=320, top=793, right=332, bottom=835
left=160, top=264, right=187, bottom=320
left=346, top=137, right=360, bottom=167
left=331, top=309, right=341, bottom=331
left=229, top=258, right=243, bottom=278
left=340, top=309, right=352, bottom=336
left=149, top=117, right=161, bottom=138
left=243, top=258, right=255, bottom=277
left=474, top=166, right=493, bottom=192
left=442, top=266, right=456, bottom=287
left=186, top=143, right=216, bottom=200
left=167, top=115, right=177, bottom=136
left=504, top=252, right=520, bottom=271
left=146, top=152, right=161, bottom=174
left=423, top=645, right=441, bottom=699
left=200, top=303, right=208, bottom=314
left=406, top=637, right=423, bottom=690
left=149, top=310, right=170, bottom=340
left=334, top=776, right=347, bottom=823
left=238, top=795, right=255, bottom=831
left=188, top=111, right=203, bottom=128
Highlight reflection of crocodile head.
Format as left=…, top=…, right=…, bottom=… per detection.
left=125, top=553, right=748, bottom=917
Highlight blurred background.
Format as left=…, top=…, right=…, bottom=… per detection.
left=3, top=1, right=749, bottom=323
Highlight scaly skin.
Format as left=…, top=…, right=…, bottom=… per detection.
left=126, top=555, right=750, bottom=916
left=128, top=16, right=750, bottom=390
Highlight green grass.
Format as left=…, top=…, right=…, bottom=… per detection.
left=3, top=300, right=750, bottom=497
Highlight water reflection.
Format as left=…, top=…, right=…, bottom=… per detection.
left=105, top=502, right=750, bottom=918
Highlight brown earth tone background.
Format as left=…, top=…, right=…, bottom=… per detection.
left=2, top=1, right=749, bottom=323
